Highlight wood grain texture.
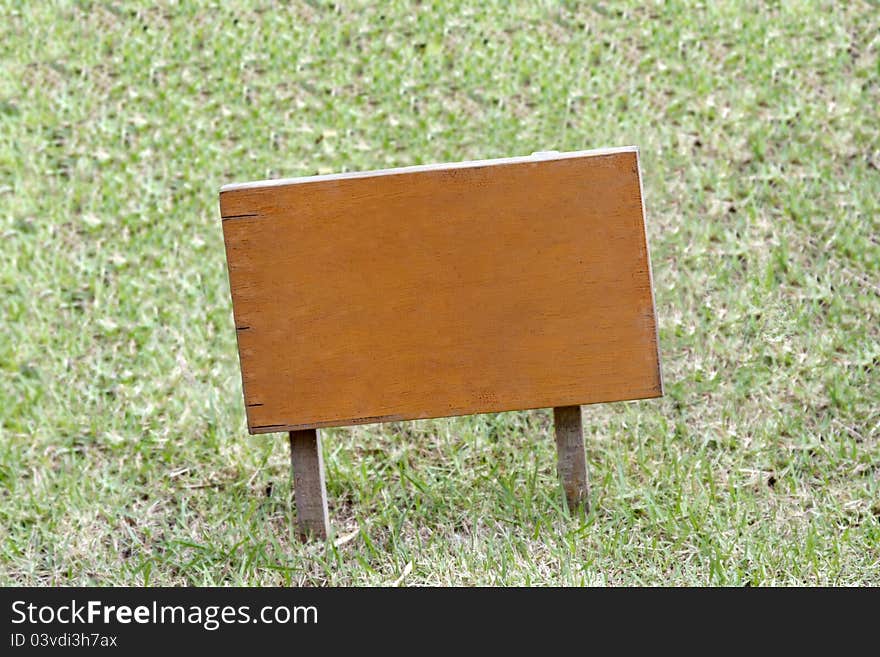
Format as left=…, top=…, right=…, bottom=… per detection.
left=221, top=147, right=662, bottom=433
left=289, top=429, right=329, bottom=540
left=553, top=405, right=589, bottom=512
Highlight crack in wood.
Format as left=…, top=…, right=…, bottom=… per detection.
left=345, top=414, right=406, bottom=424
left=222, top=213, right=261, bottom=220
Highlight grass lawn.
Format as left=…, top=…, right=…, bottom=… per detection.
left=1, top=1, right=878, bottom=585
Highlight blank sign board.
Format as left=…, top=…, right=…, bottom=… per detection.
left=220, top=147, right=662, bottom=433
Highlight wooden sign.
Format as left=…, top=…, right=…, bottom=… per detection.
left=220, top=147, right=662, bottom=539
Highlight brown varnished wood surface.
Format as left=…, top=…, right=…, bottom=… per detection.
left=220, top=148, right=662, bottom=433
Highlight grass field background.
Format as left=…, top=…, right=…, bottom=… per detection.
left=1, top=1, right=878, bottom=585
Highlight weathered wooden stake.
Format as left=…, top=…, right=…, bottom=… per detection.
left=289, top=429, right=330, bottom=541
left=553, top=405, right=589, bottom=513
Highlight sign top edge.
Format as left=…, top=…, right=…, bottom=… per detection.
left=219, top=145, right=639, bottom=193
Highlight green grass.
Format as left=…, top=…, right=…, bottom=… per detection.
left=1, top=0, right=878, bottom=585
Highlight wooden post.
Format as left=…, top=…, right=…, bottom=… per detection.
left=553, top=405, right=589, bottom=513
left=289, top=429, right=330, bottom=541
